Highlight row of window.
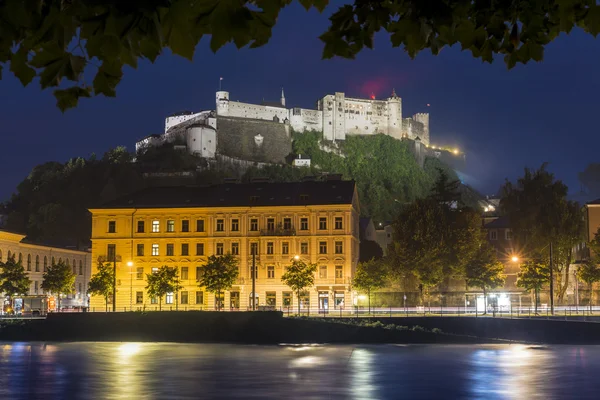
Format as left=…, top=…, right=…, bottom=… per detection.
left=130, top=264, right=344, bottom=281
left=108, top=216, right=345, bottom=234
left=0, top=250, right=85, bottom=275
left=489, top=230, right=512, bottom=241
left=132, top=290, right=345, bottom=308
left=29, top=282, right=85, bottom=297
left=111, top=240, right=345, bottom=258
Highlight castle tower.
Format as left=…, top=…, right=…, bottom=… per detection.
left=413, top=113, right=430, bottom=146
left=387, top=88, right=403, bottom=140
left=281, top=88, right=286, bottom=107
left=216, top=90, right=230, bottom=116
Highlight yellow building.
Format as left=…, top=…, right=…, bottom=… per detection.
left=88, top=179, right=360, bottom=311
left=0, top=230, right=91, bottom=308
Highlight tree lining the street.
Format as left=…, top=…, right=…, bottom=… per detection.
left=3, top=0, right=600, bottom=110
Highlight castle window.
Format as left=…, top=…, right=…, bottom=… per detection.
left=166, top=244, right=174, bottom=256
left=152, top=220, right=160, bottom=232
left=181, top=243, right=189, bottom=256
left=335, top=241, right=343, bottom=254
left=137, top=244, right=144, bottom=256
left=196, top=219, right=205, bottom=232
left=152, top=244, right=159, bottom=256
left=267, top=242, right=274, bottom=255
left=137, top=221, right=145, bottom=233
left=181, top=220, right=189, bottom=232
left=231, top=243, right=239, bottom=255
left=108, top=221, right=116, bottom=233
left=216, top=243, right=224, bottom=255
left=231, top=219, right=239, bottom=232
left=196, top=243, right=204, bottom=256
left=267, top=218, right=275, bottom=231
left=216, top=219, right=224, bottom=232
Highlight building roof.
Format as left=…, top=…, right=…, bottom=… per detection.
left=587, top=198, right=600, bottom=205
left=96, top=180, right=357, bottom=209
left=359, top=217, right=372, bottom=233
left=261, top=101, right=286, bottom=109
left=484, top=215, right=511, bottom=229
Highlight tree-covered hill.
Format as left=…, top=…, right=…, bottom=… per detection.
left=1, top=133, right=481, bottom=247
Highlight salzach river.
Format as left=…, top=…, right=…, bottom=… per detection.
left=0, top=343, right=598, bottom=399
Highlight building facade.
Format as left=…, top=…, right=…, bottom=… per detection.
left=88, top=180, right=360, bottom=312
left=136, top=88, right=431, bottom=157
left=0, top=230, right=91, bottom=308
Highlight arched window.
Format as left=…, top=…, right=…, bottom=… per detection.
left=79, top=260, right=82, bottom=275
left=58, top=257, right=62, bottom=264
left=7, top=251, right=11, bottom=259
left=44, top=256, right=48, bottom=272
left=66, top=258, right=69, bottom=267
left=18, top=253, right=22, bottom=264
left=0, top=249, right=2, bottom=261
left=27, top=254, right=31, bottom=271
left=52, top=257, right=55, bottom=265
left=35, top=255, right=40, bottom=272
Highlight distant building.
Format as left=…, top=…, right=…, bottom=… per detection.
left=375, top=222, right=394, bottom=256
left=292, top=154, right=311, bottom=167
left=0, top=230, right=91, bottom=309
left=359, top=217, right=377, bottom=242
left=88, top=180, right=361, bottom=312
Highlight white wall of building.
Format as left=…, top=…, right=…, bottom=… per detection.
left=186, top=126, right=217, bottom=158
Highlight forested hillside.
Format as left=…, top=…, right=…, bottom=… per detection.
left=1, top=133, right=480, bottom=247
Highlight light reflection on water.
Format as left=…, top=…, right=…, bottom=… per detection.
left=0, top=342, right=599, bottom=399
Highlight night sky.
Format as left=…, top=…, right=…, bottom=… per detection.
left=1, top=1, right=599, bottom=202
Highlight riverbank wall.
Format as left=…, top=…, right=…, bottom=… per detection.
left=361, top=316, right=600, bottom=344
left=0, top=312, right=494, bottom=344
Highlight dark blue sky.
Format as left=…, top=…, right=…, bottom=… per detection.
left=1, top=2, right=599, bottom=201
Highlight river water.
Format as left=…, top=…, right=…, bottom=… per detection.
left=0, top=342, right=598, bottom=399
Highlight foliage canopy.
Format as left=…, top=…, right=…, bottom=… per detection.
left=0, top=253, right=32, bottom=300
left=197, top=254, right=239, bottom=311
left=41, top=259, right=76, bottom=309
left=87, top=262, right=115, bottom=311
left=501, top=164, right=584, bottom=302
left=353, top=259, right=388, bottom=313
left=281, top=257, right=317, bottom=314
left=145, top=265, right=182, bottom=310
left=5, top=0, right=597, bottom=110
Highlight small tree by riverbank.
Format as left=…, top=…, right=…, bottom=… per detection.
left=146, top=266, right=182, bottom=311
left=353, top=259, right=387, bottom=314
left=197, top=254, right=239, bottom=311
left=517, top=259, right=549, bottom=315
left=465, top=243, right=505, bottom=314
left=42, top=260, right=75, bottom=311
left=87, top=262, right=114, bottom=312
left=281, top=257, right=317, bottom=314
left=0, top=254, right=31, bottom=312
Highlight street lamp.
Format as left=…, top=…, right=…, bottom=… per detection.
left=511, top=256, right=519, bottom=263
left=127, top=261, right=133, bottom=311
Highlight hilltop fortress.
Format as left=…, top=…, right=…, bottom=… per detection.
left=136, top=89, right=431, bottom=164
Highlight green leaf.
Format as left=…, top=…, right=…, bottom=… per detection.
left=93, top=61, right=123, bottom=97
left=455, top=20, right=476, bottom=50
left=54, top=86, right=91, bottom=112
left=10, top=48, right=36, bottom=86
left=584, top=5, right=600, bottom=36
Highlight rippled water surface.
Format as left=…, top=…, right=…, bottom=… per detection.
left=1, top=342, right=599, bottom=399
